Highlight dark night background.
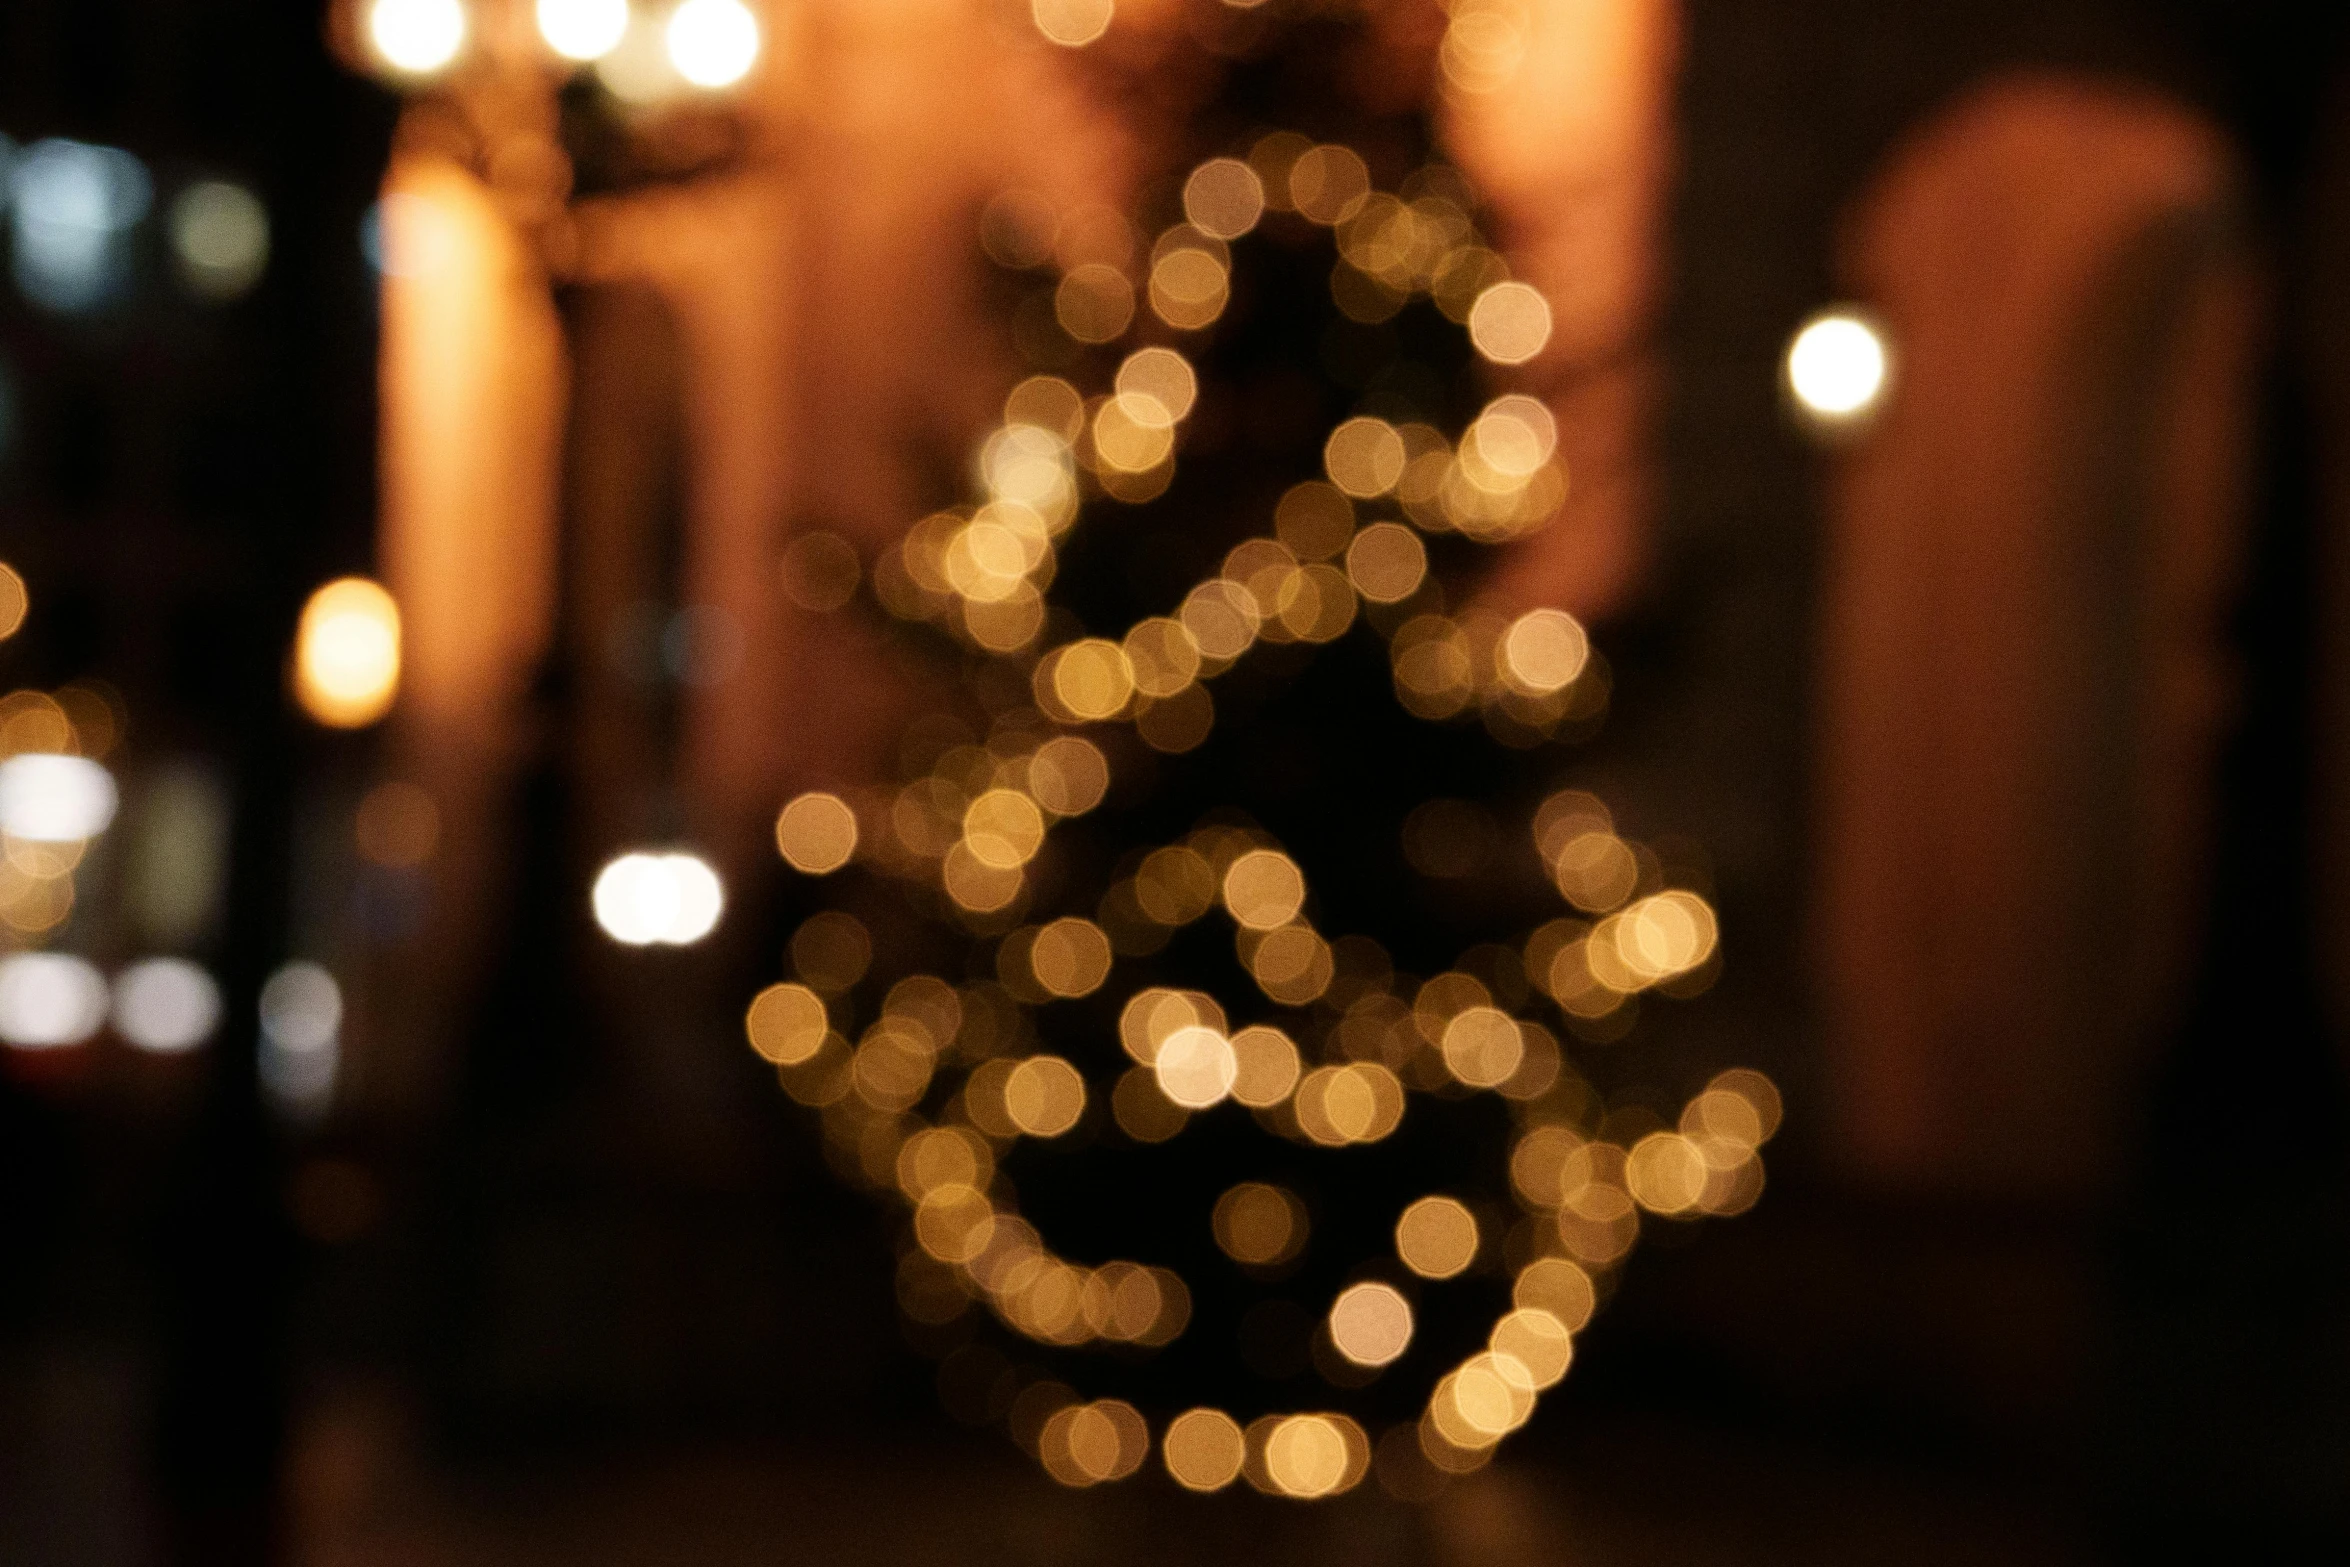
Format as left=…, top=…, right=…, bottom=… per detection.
left=4, top=1, right=2349, bottom=1562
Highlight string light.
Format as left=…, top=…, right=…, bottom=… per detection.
left=732, top=112, right=1780, bottom=1499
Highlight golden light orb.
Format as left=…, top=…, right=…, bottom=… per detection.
left=775, top=791, right=859, bottom=874
left=1395, top=1195, right=1479, bottom=1279
left=1328, top=1282, right=1414, bottom=1367
left=294, top=577, right=401, bottom=728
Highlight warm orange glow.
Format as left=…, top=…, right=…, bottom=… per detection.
left=1163, top=1408, right=1246, bottom=1491
left=1265, top=1414, right=1353, bottom=1498
left=1513, top=1256, right=1597, bottom=1331
left=1439, top=1006, right=1524, bottom=1088
left=355, top=780, right=440, bottom=867
left=791, top=911, right=873, bottom=993
left=1004, top=1054, right=1087, bottom=1137
left=1112, top=1065, right=1189, bottom=1142
left=775, top=791, right=860, bottom=873
left=1293, top=1062, right=1404, bottom=1146
left=1328, top=1282, right=1414, bottom=1367
left=1047, top=639, right=1136, bottom=721
left=1440, top=0, right=1527, bottom=95
left=1395, top=1196, right=1479, bottom=1279
left=1289, top=145, right=1370, bottom=225
left=1323, top=417, right=1407, bottom=498
left=1274, top=483, right=1355, bottom=561
left=1245, top=923, right=1333, bottom=1005
left=1029, top=916, right=1113, bottom=998
left=1213, top=1182, right=1305, bottom=1266
left=1491, top=1307, right=1573, bottom=1387
left=1228, top=1024, right=1301, bottom=1107
left=1150, top=244, right=1230, bottom=330
left=1031, top=0, right=1114, bottom=49
left=1345, top=521, right=1427, bottom=604
left=1468, top=279, right=1553, bottom=363
left=1183, top=159, right=1265, bottom=240
left=1153, top=1024, right=1238, bottom=1109
left=745, top=982, right=830, bottom=1066
left=1056, top=264, right=1135, bottom=342
left=1221, top=848, right=1306, bottom=930
left=963, top=788, right=1047, bottom=869
left=0, top=566, right=26, bottom=641
left=1625, top=1131, right=1710, bottom=1214
left=295, top=578, right=402, bottom=727
left=1499, top=608, right=1589, bottom=694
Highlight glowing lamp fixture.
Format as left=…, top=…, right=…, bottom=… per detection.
left=295, top=577, right=402, bottom=728
left=593, top=849, right=725, bottom=946
left=0, top=753, right=118, bottom=842
left=368, top=0, right=468, bottom=75
left=538, top=0, right=632, bottom=61
left=1785, top=308, right=1891, bottom=428
left=667, top=0, right=761, bottom=88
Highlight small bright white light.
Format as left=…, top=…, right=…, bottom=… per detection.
left=593, top=850, right=724, bottom=946
left=0, top=753, right=119, bottom=842
left=1785, top=309, right=1891, bottom=423
left=170, top=181, right=268, bottom=301
left=539, top=0, right=632, bottom=60
left=0, top=953, right=109, bottom=1050
left=10, top=139, right=151, bottom=313
left=368, top=0, right=468, bottom=74
left=112, top=958, right=222, bottom=1053
left=260, top=962, right=342, bottom=1052
left=259, top=961, right=341, bottom=1119
left=666, top=0, right=760, bottom=89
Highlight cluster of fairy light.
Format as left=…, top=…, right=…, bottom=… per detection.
left=736, top=86, right=1784, bottom=1493
left=884, top=142, right=1586, bottom=761
left=0, top=571, right=126, bottom=940
left=0, top=562, right=245, bottom=1065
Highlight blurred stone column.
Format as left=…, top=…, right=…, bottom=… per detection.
left=1814, top=75, right=2257, bottom=1200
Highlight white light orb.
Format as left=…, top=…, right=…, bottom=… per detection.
left=368, top=0, right=468, bottom=74
left=0, top=953, right=109, bottom=1050
left=260, top=962, right=343, bottom=1053
left=0, top=753, right=119, bottom=842
left=170, top=180, right=269, bottom=301
left=112, top=958, right=222, bottom=1054
left=1785, top=309, right=1891, bottom=424
left=593, top=849, right=725, bottom=946
left=10, top=139, right=151, bottom=313
left=666, top=0, right=760, bottom=89
left=538, top=0, right=632, bottom=61
left=258, top=960, right=341, bottom=1117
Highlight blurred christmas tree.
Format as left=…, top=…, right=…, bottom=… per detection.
left=746, top=0, right=1776, bottom=1501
